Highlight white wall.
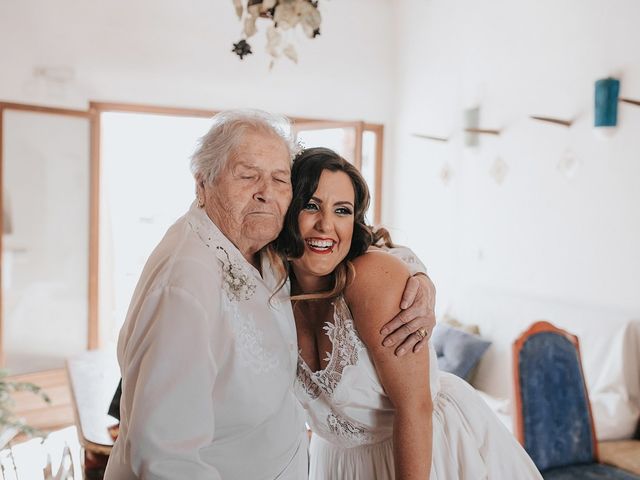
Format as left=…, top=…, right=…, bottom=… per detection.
left=0, top=0, right=395, bottom=122
left=390, top=0, right=640, bottom=318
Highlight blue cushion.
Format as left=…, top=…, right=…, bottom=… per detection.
left=543, top=463, right=640, bottom=479
left=519, top=332, right=596, bottom=471
left=431, top=324, right=491, bottom=381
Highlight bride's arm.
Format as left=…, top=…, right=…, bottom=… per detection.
left=345, top=251, right=432, bottom=480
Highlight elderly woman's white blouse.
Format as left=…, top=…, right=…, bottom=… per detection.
left=104, top=203, right=308, bottom=479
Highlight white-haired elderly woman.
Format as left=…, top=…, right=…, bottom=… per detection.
left=104, top=109, right=435, bottom=480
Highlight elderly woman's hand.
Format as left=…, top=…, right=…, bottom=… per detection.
left=380, top=274, right=436, bottom=356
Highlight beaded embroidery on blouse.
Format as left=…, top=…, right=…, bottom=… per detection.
left=215, top=246, right=256, bottom=301
left=187, top=205, right=256, bottom=302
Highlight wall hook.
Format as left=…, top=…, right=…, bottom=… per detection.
left=530, top=115, right=573, bottom=127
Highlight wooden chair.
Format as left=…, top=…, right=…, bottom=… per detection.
left=512, top=321, right=640, bottom=479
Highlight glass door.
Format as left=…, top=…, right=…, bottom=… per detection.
left=0, top=103, right=92, bottom=374
left=95, top=106, right=213, bottom=346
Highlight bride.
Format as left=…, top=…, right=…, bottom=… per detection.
left=276, top=147, right=542, bottom=479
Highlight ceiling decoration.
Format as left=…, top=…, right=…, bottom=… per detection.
left=232, top=0, right=321, bottom=65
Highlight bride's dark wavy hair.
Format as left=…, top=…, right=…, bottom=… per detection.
left=275, top=147, right=393, bottom=300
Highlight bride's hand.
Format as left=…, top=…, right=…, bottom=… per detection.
left=379, top=274, right=436, bottom=356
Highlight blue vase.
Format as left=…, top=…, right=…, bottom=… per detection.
left=594, top=77, right=620, bottom=127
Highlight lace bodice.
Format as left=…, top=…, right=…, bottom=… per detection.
left=295, top=296, right=378, bottom=447
left=294, top=297, right=543, bottom=480
left=297, top=298, right=364, bottom=400
left=294, top=296, right=440, bottom=448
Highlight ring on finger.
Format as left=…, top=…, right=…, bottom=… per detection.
left=415, top=327, right=428, bottom=340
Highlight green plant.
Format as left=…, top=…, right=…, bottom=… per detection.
left=0, top=369, right=51, bottom=440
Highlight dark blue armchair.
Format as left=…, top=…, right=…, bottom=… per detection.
left=513, top=321, right=640, bottom=479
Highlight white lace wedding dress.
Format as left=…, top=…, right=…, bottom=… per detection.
left=294, top=296, right=543, bottom=479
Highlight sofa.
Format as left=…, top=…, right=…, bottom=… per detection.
left=448, top=288, right=640, bottom=443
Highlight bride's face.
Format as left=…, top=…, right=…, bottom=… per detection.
left=291, top=169, right=355, bottom=287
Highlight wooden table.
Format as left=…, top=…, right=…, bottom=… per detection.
left=66, top=350, right=120, bottom=479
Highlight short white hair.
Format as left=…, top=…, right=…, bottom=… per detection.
left=190, top=109, right=295, bottom=185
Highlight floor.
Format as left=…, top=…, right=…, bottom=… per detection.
left=600, top=439, right=640, bottom=476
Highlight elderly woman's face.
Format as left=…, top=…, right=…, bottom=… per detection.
left=202, top=130, right=292, bottom=260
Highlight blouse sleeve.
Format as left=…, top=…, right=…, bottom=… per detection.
left=119, top=285, right=221, bottom=479
left=382, top=245, right=428, bottom=276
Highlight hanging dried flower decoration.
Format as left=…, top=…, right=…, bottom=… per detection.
left=231, top=0, right=321, bottom=66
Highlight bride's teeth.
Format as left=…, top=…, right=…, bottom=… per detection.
left=307, top=239, right=334, bottom=249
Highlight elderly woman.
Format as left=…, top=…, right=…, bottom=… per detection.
left=104, top=110, right=435, bottom=479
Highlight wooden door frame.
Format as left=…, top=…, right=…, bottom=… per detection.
left=363, top=123, right=384, bottom=225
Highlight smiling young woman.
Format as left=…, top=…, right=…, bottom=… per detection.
left=275, top=147, right=543, bottom=480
